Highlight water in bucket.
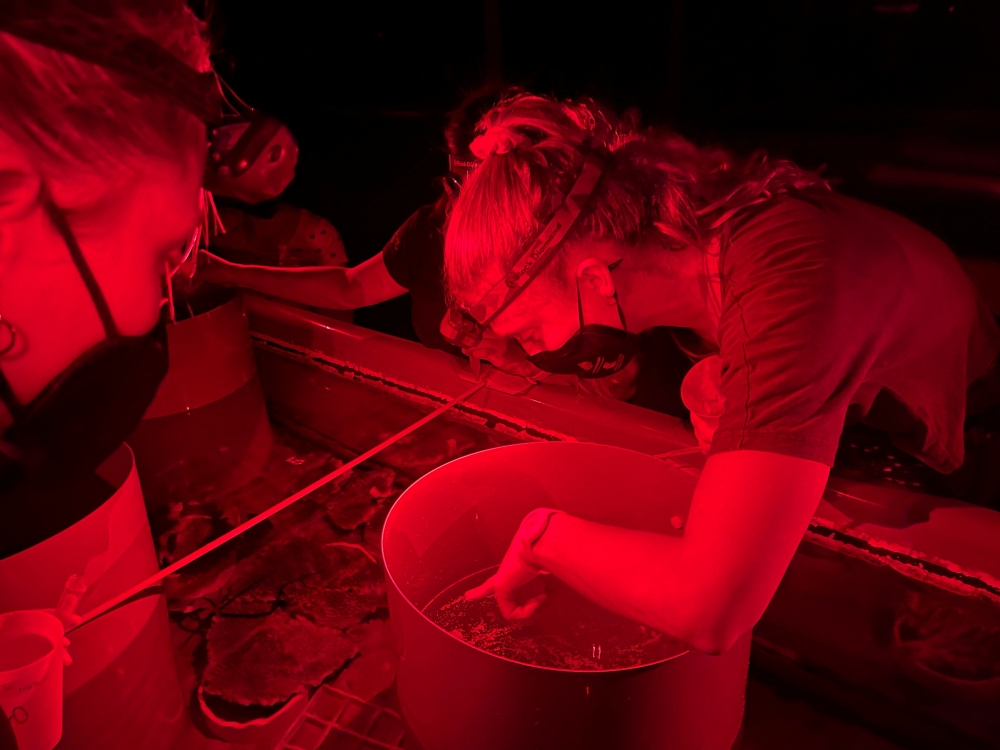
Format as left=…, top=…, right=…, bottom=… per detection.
left=424, top=566, right=686, bottom=670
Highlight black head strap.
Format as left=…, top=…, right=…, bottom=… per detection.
left=0, top=0, right=223, bottom=123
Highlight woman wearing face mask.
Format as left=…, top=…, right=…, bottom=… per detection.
left=198, top=89, right=659, bottom=398
left=0, top=0, right=214, bottom=556
left=197, top=86, right=535, bottom=363
left=444, top=93, right=1000, bottom=653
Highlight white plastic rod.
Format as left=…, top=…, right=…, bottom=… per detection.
left=72, top=380, right=486, bottom=632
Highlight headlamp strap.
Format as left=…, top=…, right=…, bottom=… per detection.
left=467, top=153, right=605, bottom=326
left=0, top=0, right=224, bottom=123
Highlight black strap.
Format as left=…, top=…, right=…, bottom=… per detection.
left=42, top=196, right=119, bottom=338
left=0, top=0, right=223, bottom=124
left=0, top=367, right=23, bottom=417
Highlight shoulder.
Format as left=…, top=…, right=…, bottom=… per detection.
left=729, top=193, right=836, bottom=255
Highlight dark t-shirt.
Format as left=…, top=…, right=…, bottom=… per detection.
left=381, top=196, right=460, bottom=354
left=706, top=193, right=1000, bottom=473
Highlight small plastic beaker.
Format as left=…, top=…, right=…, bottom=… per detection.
left=0, top=610, right=66, bottom=750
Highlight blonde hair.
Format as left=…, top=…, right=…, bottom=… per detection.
left=0, top=1, right=211, bottom=175
left=444, top=92, right=827, bottom=304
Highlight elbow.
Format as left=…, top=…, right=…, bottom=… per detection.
left=685, top=624, right=747, bottom=656
left=663, top=597, right=754, bottom=656
left=341, top=277, right=375, bottom=310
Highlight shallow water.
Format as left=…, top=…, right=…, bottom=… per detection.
left=423, top=567, right=686, bottom=670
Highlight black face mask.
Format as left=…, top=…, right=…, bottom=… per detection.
left=526, top=270, right=640, bottom=379
left=0, top=196, right=169, bottom=495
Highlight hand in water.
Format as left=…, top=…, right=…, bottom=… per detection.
left=465, top=543, right=548, bottom=620
left=465, top=508, right=560, bottom=620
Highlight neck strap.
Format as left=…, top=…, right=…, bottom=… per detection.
left=43, top=195, right=119, bottom=339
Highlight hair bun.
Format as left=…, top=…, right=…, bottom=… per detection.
left=470, top=126, right=532, bottom=160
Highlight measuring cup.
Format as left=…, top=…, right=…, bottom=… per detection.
left=0, top=610, right=67, bottom=750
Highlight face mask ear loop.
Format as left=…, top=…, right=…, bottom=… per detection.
left=607, top=259, right=628, bottom=331
left=41, top=191, right=119, bottom=339
left=0, top=369, right=24, bottom=418
left=615, top=292, right=628, bottom=330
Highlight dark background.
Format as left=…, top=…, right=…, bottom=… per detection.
left=209, top=0, right=1000, bottom=340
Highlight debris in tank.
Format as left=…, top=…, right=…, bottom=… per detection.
left=331, top=620, right=399, bottom=701
left=893, top=590, right=1000, bottom=683
left=203, top=609, right=359, bottom=707
left=215, top=437, right=347, bottom=521
left=198, top=536, right=385, bottom=710
left=216, top=536, right=385, bottom=629
left=157, top=413, right=511, bottom=713
left=156, top=506, right=215, bottom=567
left=375, top=429, right=476, bottom=475
left=321, top=466, right=398, bottom=531
left=152, top=426, right=348, bottom=566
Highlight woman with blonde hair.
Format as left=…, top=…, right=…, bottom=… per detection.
left=445, top=93, right=999, bottom=652
left=0, top=0, right=216, bottom=553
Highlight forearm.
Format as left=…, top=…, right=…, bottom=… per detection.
left=209, top=264, right=358, bottom=309
left=530, top=450, right=829, bottom=653
left=531, top=514, right=708, bottom=648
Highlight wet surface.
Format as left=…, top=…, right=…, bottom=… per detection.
left=424, top=567, right=685, bottom=671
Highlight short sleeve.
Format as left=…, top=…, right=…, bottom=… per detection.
left=707, top=199, right=889, bottom=466
left=381, top=205, right=440, bottom=291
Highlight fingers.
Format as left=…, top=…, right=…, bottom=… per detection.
left=464, top=578, right=496, bottom=601
left=466, top=579, right=548, bottom=620
left=502, top=593, right=547, bottom=621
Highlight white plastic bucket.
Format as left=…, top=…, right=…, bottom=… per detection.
left=0, top=444, right=186, bottom=749
left=0, top=610, right=65, bottom=750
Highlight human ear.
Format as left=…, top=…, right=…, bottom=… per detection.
left=0, top=139, right=42, bottom=224
left=575, top=258, right=616, bottom=299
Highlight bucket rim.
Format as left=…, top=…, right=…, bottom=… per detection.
left=165, top=286, right=242, bottom=330
left=381, top=441, right=693, bottom=674
left=0, top=609, right=64, bottom=678
left=0, top=443, right=137, bottom=568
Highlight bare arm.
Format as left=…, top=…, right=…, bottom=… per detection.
left=469, top=450, right=829, bottom=654
left=198, top=251, right=408, bottom=310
